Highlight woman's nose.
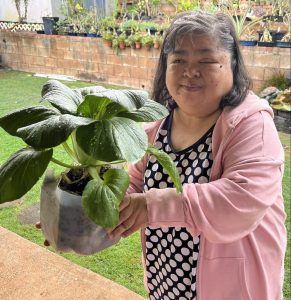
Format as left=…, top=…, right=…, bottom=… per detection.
left=183, top=65, right=201, bottom=78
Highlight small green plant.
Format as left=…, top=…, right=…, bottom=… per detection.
left=260, top=28, right=273, bottom=42
left=177, top=0, right=200, bottom=12
left=0, top=80, right=182, bottom=228
left=220, top=0, right=263, bottom=39
left=101, top=30, right=114, bottom=41
left=261, top=72, right=291, bottom=91
left=241, top=29, right=258, bottom=41
left=142, top=34, right=154, bottom=47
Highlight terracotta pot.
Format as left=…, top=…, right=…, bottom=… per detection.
left=119, top=43, right=126, bottom=49
left=40, top=172, right=120, bottom=255
left=135, top=42, right=141, bottom=49
left=105, top=40, right=112, bottom=47
left=154, top=42, right=160, bottom=49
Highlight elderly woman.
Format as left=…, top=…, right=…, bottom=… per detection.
left=109, top=11, right=287, bottom=300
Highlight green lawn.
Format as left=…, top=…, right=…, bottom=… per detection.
left=0, top=70, right=290, bottom=298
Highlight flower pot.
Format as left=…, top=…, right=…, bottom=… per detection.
left=119, top=43, right=126, bottom=49
left=276, top=41, right=291, bottom=48
left=87, top=33, right=97, bottom=37
left=239, top=40, right=258, bottom=46
left=42, top=17, right=59, bottom=35
left=40, top=172, right=120, bottom=255
left=105, top=40, right=112, bottom=47
left=145, top=44, right=152, bottom=50
left=135, top=42, right=141, bottom=49
left=257, top=41, right=275, bottom=47
left=154, top=42, right=160, bottom=49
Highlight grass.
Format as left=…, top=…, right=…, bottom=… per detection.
left=0, top=70, right=290, bottom=298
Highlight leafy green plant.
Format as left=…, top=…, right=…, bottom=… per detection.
left=177, top=0, right=200, bottom=12
left=220, top=0, right=263, bottom=39
left=261, top=72, right=291, bottom=91
left=141, top=34, right=154, bottom=47
left=0, top=80, right=182, bottom=228
left=240, top=29, right=258, bottom=41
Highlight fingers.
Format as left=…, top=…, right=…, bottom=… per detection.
left=44, top=240, right=50, bottom=247
left=35, top=221, right=50, bottom=247
left=108, top=215, right=136, bottom=238
left=35, top=221, right=41, bottom=229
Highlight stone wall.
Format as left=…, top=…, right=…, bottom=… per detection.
left=0, top=30, right=290, bottom=94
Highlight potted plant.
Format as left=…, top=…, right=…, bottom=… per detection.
left=117, top=33, right=127, bottom=49
left=239, top=29, right=258, bottom=46
left=220, top=0, right=263, bottom=39
left=133, top=32, right=143, bottom=49
left=142, top=34, right=154, bottom=50
left=87, top=26, right=97, bottom=37
left=101, top=30, right=114, bottom=47
left=0, top=80, right=182, bottom=254
left=258, top=27, right=275, bottom=46
left=153, top=34, right=163, bottom=49
left=276, top=13, right=291, bottom=48
left=125, top=34, right=136, bottom=48
left=276, top=31, right=291, bottom=47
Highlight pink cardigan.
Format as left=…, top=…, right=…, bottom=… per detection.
left=128, top=92, right=287, bottom=300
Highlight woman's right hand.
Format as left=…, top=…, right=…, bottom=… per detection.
left=107, top=193, right=148, bottom=239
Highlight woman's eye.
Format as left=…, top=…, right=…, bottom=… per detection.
left=200, top=61, right=217, bottom=64
left=172, top=59, right=184, bottom=64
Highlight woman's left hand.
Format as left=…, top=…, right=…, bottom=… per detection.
left=107, top=193, right=148, bottom=239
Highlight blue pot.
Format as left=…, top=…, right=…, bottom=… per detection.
left=257, top=41, right=275, bottom=47
left=87, top=33, right=97, bottom=37
left=239, top=40, right=257, bottom=46
left=276, top=41, right=291, bottom=48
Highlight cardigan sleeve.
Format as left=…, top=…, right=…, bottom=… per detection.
left=145, top=110, right=285, bottom=243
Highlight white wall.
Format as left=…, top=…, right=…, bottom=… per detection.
left=0, top=0, right=62, bottom=23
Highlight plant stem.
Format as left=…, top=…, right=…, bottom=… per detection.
left=62, top=141, right=78, bottom=162
left=51, top=157, right=81, bottom=169
left=88, top=166, right=102, bottom=182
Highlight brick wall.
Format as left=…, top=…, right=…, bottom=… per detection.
left=0, top=30, right=290, bottom=93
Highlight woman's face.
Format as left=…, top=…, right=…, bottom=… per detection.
left=165, top=34, right=233, bottom=118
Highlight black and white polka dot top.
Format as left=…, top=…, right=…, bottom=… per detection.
left=144, top=113, right=214, bottom=300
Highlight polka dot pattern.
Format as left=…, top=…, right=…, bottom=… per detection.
left=144, top=114, right=213, bottom=299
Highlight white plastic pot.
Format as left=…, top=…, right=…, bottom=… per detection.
left=40, top=173, right=120, bottom=255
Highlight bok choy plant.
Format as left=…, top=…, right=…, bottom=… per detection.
left=0, top=80, right=182, bottom=228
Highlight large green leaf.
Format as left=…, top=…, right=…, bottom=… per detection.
left=82, top=169, right=130, bottom=227
left=84, top=89, right=148, bottom=111
left=0, top=147, right=53, bottom=203
left=17, top=114, right=93, bottom=149
left=146, top=144, right=183, bottom=193
left=0, top=106, right=58, bottom=137
left=41, top=80, right=83, bottom=115
left=76, top=117, right=148, bottom=163
left=77, top=95, right=128, bottom=120
left=117, top=99, right=169, bottom=122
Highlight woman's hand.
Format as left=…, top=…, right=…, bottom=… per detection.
left=35, top=221, right=50, bottom=247
left=108, top=193, right=148, bottom=239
